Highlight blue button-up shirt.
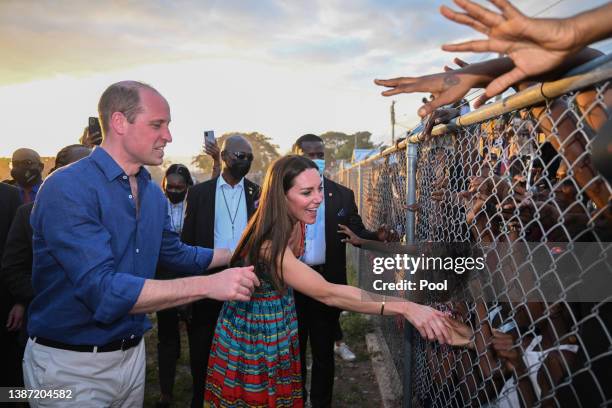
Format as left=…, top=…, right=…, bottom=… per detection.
left=28, top=147, right=213, bottom=345
left=17, top=179, right=41, bottom=204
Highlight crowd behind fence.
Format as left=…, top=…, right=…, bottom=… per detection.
left=334, top=57, right=611, bottom=407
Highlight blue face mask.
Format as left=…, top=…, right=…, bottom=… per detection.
left=313, top=159, right=325, bottom=175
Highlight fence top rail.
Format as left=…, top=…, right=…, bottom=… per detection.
left=406, top=55, right=612, bottom=144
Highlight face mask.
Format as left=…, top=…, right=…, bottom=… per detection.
left=11, top=167, right=41, bottom=187
left=229, top=161, right=251, bottom=180
left=166, top=190, right=186, bottom=204
left=313, top=159, right=325, bottom=176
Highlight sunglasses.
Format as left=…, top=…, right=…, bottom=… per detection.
left=227, top=151, right=254, bottom=161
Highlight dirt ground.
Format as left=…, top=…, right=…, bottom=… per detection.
left=143, top=312, right=382, bottom=407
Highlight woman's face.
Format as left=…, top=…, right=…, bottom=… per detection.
left=285, top=168, right=323, bottom=224
left=164, top=173, right=187, bottom=194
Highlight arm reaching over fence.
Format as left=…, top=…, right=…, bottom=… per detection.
left=375, top=57, right=516, bottom=116
left=440, top=0, right=612, bottom=101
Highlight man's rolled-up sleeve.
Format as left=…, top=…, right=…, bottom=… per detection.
left=35, top=181, right=145, bottom=324
left=158, top=210, right=213, bottom=274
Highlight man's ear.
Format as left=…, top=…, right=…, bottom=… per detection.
left=110, top=111, right=127, bottom=136
left=38, top=162, right=44, bottom=171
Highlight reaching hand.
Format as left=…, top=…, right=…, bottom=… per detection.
left=375, top=70, right=480, bottom=117
left=440, top=0, right=582, bottom=99
left=446, top=318, right=475, bottom=348
left=491, top=329, right=527, bottom=374
left=205, top=266, right=260, bottom=302
left=375, top=224, right=400, bottom=242
left=404, top=302, right=452, bottom=344
left=338, top=224, right=365, bottom=246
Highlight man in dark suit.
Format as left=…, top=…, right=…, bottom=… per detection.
left=181, top=135, right=260, bottom=408
left=292, top=134, right=390, bottom=407
left=0, top=181, right=23, bottom=387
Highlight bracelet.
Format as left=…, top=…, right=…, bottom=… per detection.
left=380, top=296, right=386, bottom=315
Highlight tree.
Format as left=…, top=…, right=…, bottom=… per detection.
left=192, top=132, right=280, bottom=184
left=320, top=131, right=377, bottom=161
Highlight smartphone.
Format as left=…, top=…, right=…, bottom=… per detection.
left=88, top=117, right=101, bottom=136
left=203, top=130, right=215, bottom=146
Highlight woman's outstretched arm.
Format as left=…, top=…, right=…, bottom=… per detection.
left=279, top=247, right=452, bottom=344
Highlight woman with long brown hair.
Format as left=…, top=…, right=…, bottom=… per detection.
left=204, top=155, right=452, bottom=407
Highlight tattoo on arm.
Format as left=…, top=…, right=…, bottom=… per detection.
left=443, top=74, right=460, bottom=88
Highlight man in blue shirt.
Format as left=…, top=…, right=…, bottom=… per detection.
left=23, top=81, right=259, bottom=407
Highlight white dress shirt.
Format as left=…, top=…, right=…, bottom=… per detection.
left=214, top=176, right=248, bottom=251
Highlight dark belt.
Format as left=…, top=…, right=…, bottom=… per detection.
left=31, top=335, right=142, bottom=353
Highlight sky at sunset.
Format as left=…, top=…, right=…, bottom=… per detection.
left=2, top=0, right=611, bottom=159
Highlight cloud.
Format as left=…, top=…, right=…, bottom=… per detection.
left=0, top=0, right=480, bottom=85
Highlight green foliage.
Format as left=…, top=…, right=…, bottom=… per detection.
left=320, top=131, right=376, bottom=161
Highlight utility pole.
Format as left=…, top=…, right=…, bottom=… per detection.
left=391, top=100, right=396, bottom=143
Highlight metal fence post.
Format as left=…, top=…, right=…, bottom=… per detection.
left=403, top=142, right=418, bottom=408
left=356, top=164, right=363, bottom=284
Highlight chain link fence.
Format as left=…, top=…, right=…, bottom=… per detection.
left=334, top=58, right=611, bottom=407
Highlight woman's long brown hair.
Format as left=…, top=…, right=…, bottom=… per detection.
left=231, top=155, right=318, bottom=292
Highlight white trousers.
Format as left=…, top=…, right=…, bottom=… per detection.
left=22, top=338, right=146, bottom=407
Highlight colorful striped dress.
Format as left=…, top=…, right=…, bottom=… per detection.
left=203, top=263, right=303, bottom=407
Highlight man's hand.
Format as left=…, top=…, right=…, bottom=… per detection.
left=204, top=266, right=260, bottom=302
left=6, top=303, right=25, bottom=331
left=204, top=139, right=221, bottom=163
left=440, top=0, right=582, bottom=99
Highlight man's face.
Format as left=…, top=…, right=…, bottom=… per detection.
left=11, top=149, right=43, bottom=187
left=122, top=89, right=172, bottom=166
left=11, top=150, right=43, bottom=173
left=222, top=139, right=253, bottom=168
left=296, top=141, right=324, bottom=160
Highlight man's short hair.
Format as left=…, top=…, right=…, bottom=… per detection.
left=293, top=134, right=323, bottom=153
left=97, top=81, right=158, bottom=137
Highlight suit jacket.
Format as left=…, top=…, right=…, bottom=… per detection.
left=0, top=183, right=22, bottom=318
left=322, top=177, right=377, bottom=285
left=0, top=202, right=34, bottom=305
left=181, top=176, right=260, bottom=324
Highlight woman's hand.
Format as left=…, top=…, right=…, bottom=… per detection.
left=403, top=302, right=452, bottom=344
left=338, top=224, right=365, bottom=246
